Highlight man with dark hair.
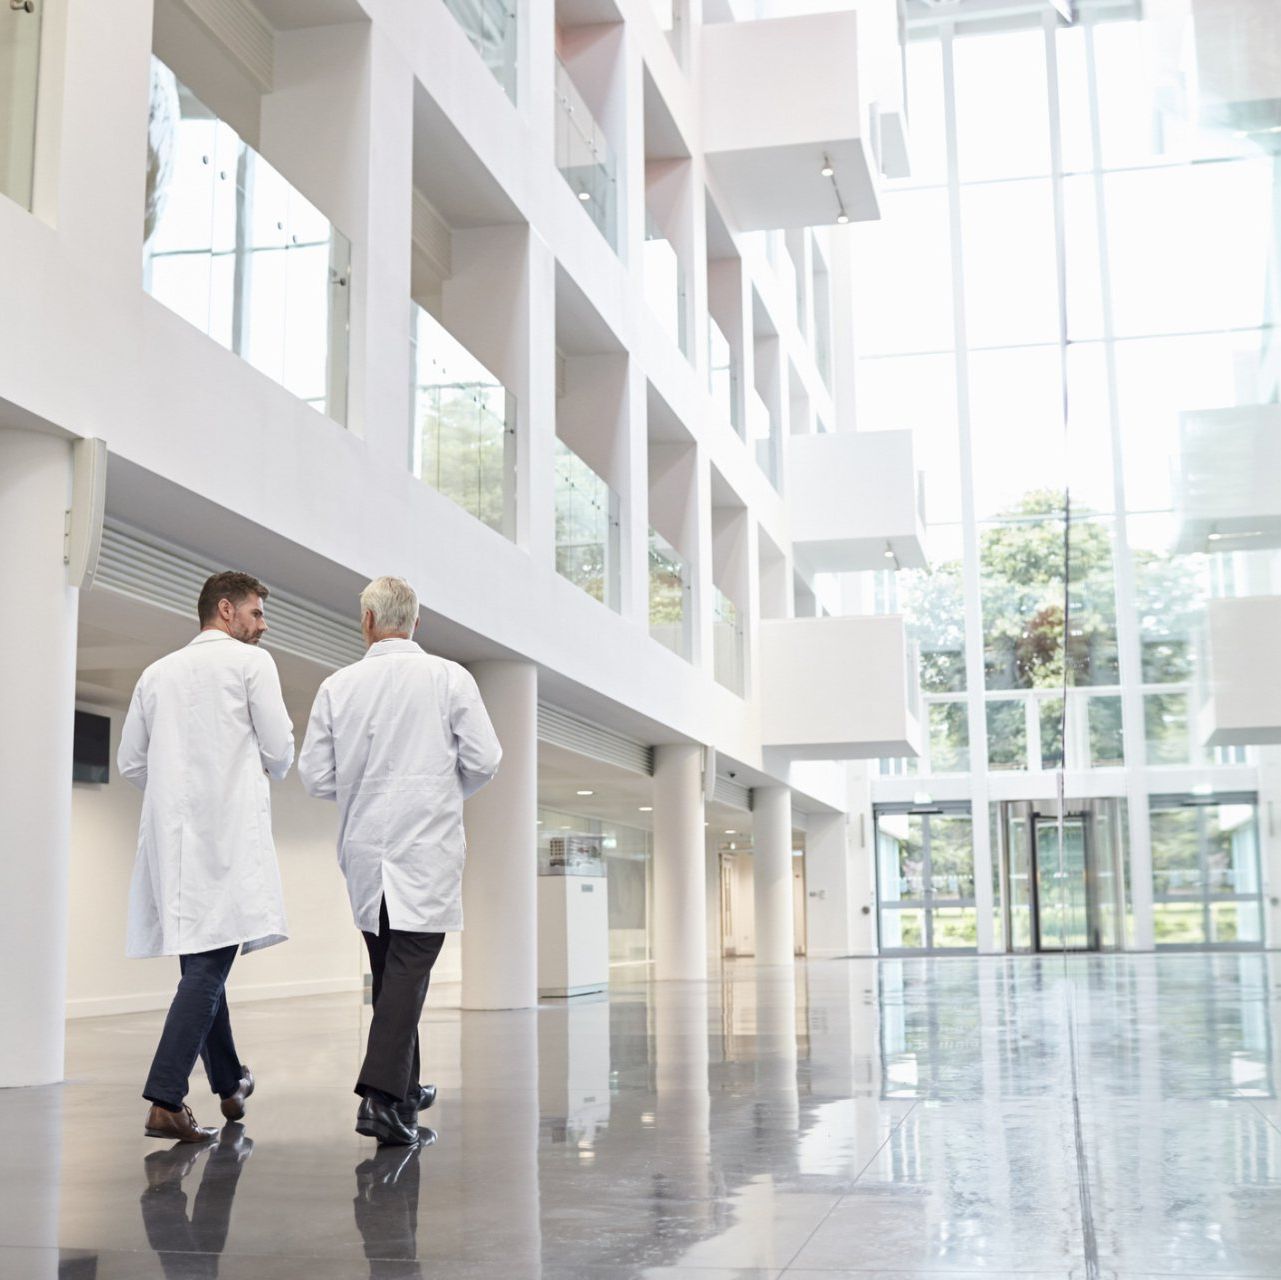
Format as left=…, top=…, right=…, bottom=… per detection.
left=196, top=571, right=271, bottom=631
left=119, top=570, right=295, bottom=1142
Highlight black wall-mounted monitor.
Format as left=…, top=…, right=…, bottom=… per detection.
left=73, top=711, right=110, bottom=784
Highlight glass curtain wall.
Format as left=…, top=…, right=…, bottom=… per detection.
left=410, top=304, right=515, bottom=537
left=856, top=3, right=1278, bottom=954
left=144, top=61, right=351, bottom=423
left=0, top=0, right=40, bottom=209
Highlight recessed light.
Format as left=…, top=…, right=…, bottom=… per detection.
left=836, top=213, right=849, bottom=225
left=577, top=789, right=594, bottom=796
left=578, top=190, right=591, bottom=201
left=725, top=830, right=737, bottom=835
left=638, top=805, right=653, bottom=812
left=883, top=542, right=896, bottom=559
left=820, top=163, right=834, bottom=178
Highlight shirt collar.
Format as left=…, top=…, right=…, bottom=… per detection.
left=364, top=638, right=421, bottom=659
left=189, top=630, right=235, bottom=646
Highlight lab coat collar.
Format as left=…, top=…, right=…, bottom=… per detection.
left=364, top=638, right=422, bottom=659
left=189, top=630, right=235, bottom=646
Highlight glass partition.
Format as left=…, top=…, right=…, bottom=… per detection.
left=875, top=803, right=977, bottom=953
left=748, top=388, right=780, bottom=490
left=1150, top=795, right=1264, bottom=949
left=707, top=315, right=738, bottom=433
left=539, top=807, right=652, bottom=966
left=555, top=439, right=620, bottom=609
left=411, top=303, right=515, bottom=537
left=0, top=0, right=40, bottom=209
left=644, top=212, right=687, bottom=354
left=554, top=58, right=617, bottom=250
left=144, top=60, right=350, bottom=423
left=441, top=0, right=517, bottom=101
left=648, top=529, right=691, bottom=660
left=712, top=586, right=745, bottom=695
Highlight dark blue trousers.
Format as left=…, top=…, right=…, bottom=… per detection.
left=143, top=944, right=242, bottom=1110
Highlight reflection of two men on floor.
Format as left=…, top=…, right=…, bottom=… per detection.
left=119, top=571, right=501, bottom=1145
left=139, top=1131, right=426, bottom=1280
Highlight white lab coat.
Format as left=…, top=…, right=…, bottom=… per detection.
left=118, top=630, right=295, bottom=958
left=297, top=639, right=501, bottom=933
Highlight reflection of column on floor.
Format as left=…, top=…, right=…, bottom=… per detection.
left=462, top=661, right=537, bottom=1010
left=753, top=786, right=795, bottom=966
left=0, top=431, right=78, bottom=1089
left=654, top=978, right=712, bottom=1205
left=653, top=744, right=708, bottom=981
left=538, top=998, right=611, bottom=1156
left=754, top=969, right=800, bottom=1135
left=458, top=1009, right=541, bottom=1267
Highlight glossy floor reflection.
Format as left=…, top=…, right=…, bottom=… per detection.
left=3, top=954, right=1281, bottom=1278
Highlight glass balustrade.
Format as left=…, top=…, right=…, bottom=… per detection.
left=555, top=439, right=620, bottom=609
left=713, top=586, right=745, bottom=695
left=644, top=213, right=687, bottom=354
left=0, top=0, right=41, bottom=210
left=441, top=0, right=517, bottom=102
left=749, top=387, right=780, bottom=489
left=144, top=60, right=351, bottom=423
left=707, top=316, right=738, bottom=433
left=554, top=58, right=617, bottom=250
left=648, top=529, right=691, bottom=659
left=411, top=303, right=515, bottom=538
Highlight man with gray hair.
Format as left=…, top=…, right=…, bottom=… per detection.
left=298, top=576, right=501, bottom=1146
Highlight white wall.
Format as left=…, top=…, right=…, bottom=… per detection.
left=67, top=692, right=361, bottom=1018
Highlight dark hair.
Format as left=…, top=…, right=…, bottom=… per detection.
left=198, top=571, right=270, bottom=625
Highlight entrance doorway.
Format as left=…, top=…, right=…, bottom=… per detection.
left=874, top=802, right=978, bottom=953
left=995, top=799, right=1126, bottom=952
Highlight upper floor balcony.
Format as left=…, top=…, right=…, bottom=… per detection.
left=759, top=614, right=921, bottom=760
left=144, top=60, right=351, bottom=425
left=1200, top=596, right=1281, bottom=747
left=789, top=429, right=927, bottom=575
left=699, top=7, right=904, bottom=231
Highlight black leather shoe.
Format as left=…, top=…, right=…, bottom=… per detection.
left=394, top=1083, right=437, bottom=1125
left=220, top=1066, right=254, bottom=1121
left=356, top=1096, right=421, bottom=1147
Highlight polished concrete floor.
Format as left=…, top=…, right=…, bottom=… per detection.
left=3, top=953, right=1281, bottom=1279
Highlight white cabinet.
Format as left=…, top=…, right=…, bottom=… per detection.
left=538, top=875, right=609, bottom=998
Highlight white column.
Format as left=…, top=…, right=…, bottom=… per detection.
left=652, top=743, right=708, bottom=981
left=0, top=430, right=77, bottom=1086
left=753, top=785, right=795, bottom=966
left=462, top=660, right=537, bottom=1009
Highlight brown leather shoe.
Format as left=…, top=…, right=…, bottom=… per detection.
left=220, top=1065, right=254, bottom=1121
left=144, top=1104, right=218, bottom=1143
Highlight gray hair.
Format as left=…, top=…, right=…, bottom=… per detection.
left=360, top=576, right=419, bottom=636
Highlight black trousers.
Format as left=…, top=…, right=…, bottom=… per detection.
left=357, top=899, right=445, bottom=1103
left=143, top=945, right=242, bottom=1110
